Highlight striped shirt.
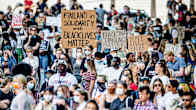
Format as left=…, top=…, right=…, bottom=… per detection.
left=133, top=101, right=158, bottom=110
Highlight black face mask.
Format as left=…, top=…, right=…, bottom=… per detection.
left=70, top=91, right=73, bottom=97
left=56, top=104, right=65, bottom=110
left=97, top=82, right=106, bottom=92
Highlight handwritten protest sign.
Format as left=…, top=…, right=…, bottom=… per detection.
left=46, top=16, right=61, bottom=27
left=61, top=10, right=97, bottom=48
left=128, top=35, right=150, bottom=52
left=101, top=30, right=127, bottom=49
left=11, top=14, right=23, bottom=28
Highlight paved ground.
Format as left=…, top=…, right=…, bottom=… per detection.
left=0, top=0, right=193, bottom=23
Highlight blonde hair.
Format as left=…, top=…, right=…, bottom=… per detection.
left=13, top=74, right=27, bottom=86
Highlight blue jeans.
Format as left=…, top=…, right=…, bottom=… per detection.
left=39, top=55, right=49, bottom=75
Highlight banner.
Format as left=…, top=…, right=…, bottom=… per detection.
left=101, top=30, right=127, bottom=49
left=128, top=35, right=150, bottom=52
left=11, top=14, right=23, bottom=28
left=46, top=16, right=61, bottom=27
left=61, top=10, right=97, bottom=48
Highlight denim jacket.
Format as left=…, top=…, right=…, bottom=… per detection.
left=0, top=55, right=17, bottom=73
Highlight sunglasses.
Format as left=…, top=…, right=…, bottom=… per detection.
left=31, top=29, right=36, bottom=31
left=182, top=99, right=191, bottom=102
left=154, top=84, right=162, bottom=87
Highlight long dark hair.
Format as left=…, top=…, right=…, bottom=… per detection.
left=153, top=78, right=165, bottom=96
left=158, top=59, right=170, bottom=78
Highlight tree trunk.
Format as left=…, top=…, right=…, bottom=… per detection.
left=111, top=0, right=115, bottom=6
left=151, top=0, right=156, bottom=18
left=190, top=0, right=195, bottom=10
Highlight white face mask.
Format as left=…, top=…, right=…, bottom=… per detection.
left=74, top=96, right=81, bottom=103
left=28, top=52, right=33, bottom=57
left=112, top=53, right=117, bottom=57
left=116, top=88, right=124, bottom=96
left=44, top=95, right=53, bottom=102
left=85, top=51, right=91, bottom=56
left=76, top=52, right=82, bottom=58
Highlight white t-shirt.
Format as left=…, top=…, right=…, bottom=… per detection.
left=10, top=91, right=35, bottom=110
left=22, top=56, right=39, bottom=70
left=49, top=73, right=78, bottom=90
left=102, top=67, right=123, bottom=82
left=161, top=92, right=180, bottom=110
left=77, top=102, right=87, bottom=110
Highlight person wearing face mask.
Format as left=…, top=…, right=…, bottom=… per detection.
left=49, top=60, right=77, bottom=91
left=92, top=75, right=107, bottom=105
left=10, top=74, right=36, bottom=110
left=80, top=45, right=94, bottom=73
left=53, top=85, right=70, bottom=110
left=102, top=57, right=123, bottom=82
left=100, top=80, right=117, bottom=110
left=153, top=18, right=163, bottom=41
left=94, top=52, right=105, bottom=75
left=26, top=76, right=38, bottom=102
left=35, top=88, right=56, bottom=110
left=73, top=89, right=88, bottom=110
left=110, top=81, right=134, bottom=110
left=22, top=47, right=39, bottom=77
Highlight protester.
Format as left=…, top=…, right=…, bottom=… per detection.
left=35, top=88, right=56, bottom=110
left=109, top=81, right=134, bottom=110
left=133, top=86, right=158, bottom=110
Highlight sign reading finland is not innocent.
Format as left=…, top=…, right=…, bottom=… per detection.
left=61, top=10, right=97, bottom=48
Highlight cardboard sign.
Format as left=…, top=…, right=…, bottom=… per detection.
left=128, top=35, right=150, bottom=52
left=101, top=30, right=127, bottom=49
left=11, top=14, right=23, bottom=28
left=61, top=10, right=97, bottom=48
left=46, top=16, right=61, bottom=27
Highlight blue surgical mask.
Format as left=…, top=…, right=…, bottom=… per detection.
left=57, top=92, right=64, bottom=98
left=32, top=36, right=36, bottom=39
left=104, top=60, right=107, bottom=65
left=27, top=82, right=34, bottom=90
left=95, top=60, right=102, bottom=64
left=191, top=38, right=196, bottom=44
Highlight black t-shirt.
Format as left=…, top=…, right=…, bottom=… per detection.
left=0, top=19, right=9, bottom=32
left=109, top=97, right=134, bottom=110
left=0, top=89, right=14, bottom=110
left=24, top=35, right=41, bottom=56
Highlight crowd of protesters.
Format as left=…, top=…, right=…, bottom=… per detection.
left=0, top=0, right=196, bottom=110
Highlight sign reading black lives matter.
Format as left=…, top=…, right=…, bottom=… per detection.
left=61, top=10, right=97, bottom=48
left=101, top=30, right=127, bottom=49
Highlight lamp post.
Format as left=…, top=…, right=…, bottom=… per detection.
left=151, top=0, right=156, bottom=18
